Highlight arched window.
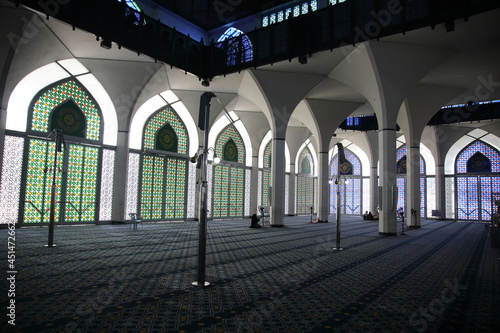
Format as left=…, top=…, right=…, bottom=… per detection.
left=395, top=145, right=426, bottom=217
left=139, top=106, right=188, bottom=220
left=260, top=141, right=273, bottom=207
left=213, top=125, right=246, bottom=218
left=217, top=27, right=253, bottom=66
left=330, top=149, right=362, bottom=215
left=455, top=140, right=500, bottom=221
left=143, top=107, right=187, bottom=154
left=297, top=147, right=315, bottom=214
left=23, top=80, right=104, bottom=224
left=456, top=140, right=500, bottom=174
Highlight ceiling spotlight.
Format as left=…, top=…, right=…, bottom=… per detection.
left=100, top=40, right=112, bottom=50
left=298, top=56, right=307, bottom=65
left=201, top=79, right=210, bottom=87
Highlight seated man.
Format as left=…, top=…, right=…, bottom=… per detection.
left=363, top=211, right=368, bottom=220
left=250, top=213, right=262, bottom=228
left=366, top=211, right=375, bottom=220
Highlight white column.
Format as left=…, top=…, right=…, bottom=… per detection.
left=370, top=166, right=378, bottom=215
left=250, top=155, right=259, bottom=215
left=407, top=145, right=421, bottom=228
left=435, top=164, right=445, bottom=219
left=111, top=131, right=129, bottom=222
left=378, top=128, right=397, bottom=235
left=270, top=138, right=286, bottom=227
left=317, top=151, right=330, bottom=222
left=288, top=164, right=296, bottom=215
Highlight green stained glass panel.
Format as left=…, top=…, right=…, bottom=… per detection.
left=24, top=139, right=64, bottom=223
left=297, top=176, right=314, bottom=214
left=216, top=125, right=245, bottom=164
left=264, top=141, right=272, bottom=168
left=65, top=145, right=98, bottom=222
left=213, top=165, right=244, bottom=217
left=32, top=80, right=101, bottom=141
left=298, top=148, right=313, bottom=174
left=144, top=107, right=187, bottom=154
left=262, top=171, right=271, bottom=207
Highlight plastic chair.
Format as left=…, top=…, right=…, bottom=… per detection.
left=129, top=213, right=143, bottom=230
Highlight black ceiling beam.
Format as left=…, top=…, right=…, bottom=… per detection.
left=10, top=0, right=500, bottom=82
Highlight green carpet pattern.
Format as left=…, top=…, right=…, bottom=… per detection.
left=1, top=217, right=499, bottom=332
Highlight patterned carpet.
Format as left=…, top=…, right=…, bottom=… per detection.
left=1, top=216, right=499, bottom=333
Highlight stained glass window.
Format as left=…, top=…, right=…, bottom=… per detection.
left=217, top=27, right=253, bottom=66
left=0, top=136, right=24, bottom=224
left=396, top=146, right=424, bottom=174
left=301, top=3, right=309, bottom=14
left=24, top=139, right=64, bottom=223
left=298, top=147, right=313, bottom=174
left=139, top=106, right=188, bottom=220
left=139, top=154, right=186, bottom=220
left=456, top=177, right=479, bottom=220
left=22, top=79, right=104, bottom=224
left=277, top=11, right=284, bottom=22
left=143, top=106, right=187, bottom=154
left=297, top=147, right=316, bottom=214
left=330, top=149, right=363, bottom=215
left=262, top=170, right=271, bottom=207
left=118, top=0, right=142, bottom=24
left=257, top=170, right=262, bottom=209
left=65, top=144, right=99, bottom=222
left=215, top=125, right=245, bottom=164
left=262, top=16, right=269, bottom=27
left=297, top=176, right=315, bottom=214
left=262, top=1, right=318, bottom=27
left=212, top=165, right=245, bottom=217
left=32, top=80, right=101, bottom=141
left=264, top=141, right=272, bottom=169
left=456, top=141, right=499, bottom=173
left=456, top=140, right=500, bottom=221
left=212, top=125, right=246, bottom=218
left=396, top=177, right=405, bottom=212
left=330, top=149, right=361, bottom=175
left=293, top=5, right=301, bottom=17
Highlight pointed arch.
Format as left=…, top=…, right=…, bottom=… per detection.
left=143, top=105, right=188, bottom=154
left=454, top=139, right=500, bottom=221
left=6, top=60, right=118, bottom=145
left=298, top=147, right=313, bottom=175
left=456, top=140, right=500, bottom=174
left=217, top=27, right=253, bottom=66
left=330, top=147, right=364, bottom=215
left=216, top=125, right=245, bottom=164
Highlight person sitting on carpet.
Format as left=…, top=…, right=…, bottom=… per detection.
left=366, top=211, right=375, bottom=220
left=250, top=213, right=262, bottom=228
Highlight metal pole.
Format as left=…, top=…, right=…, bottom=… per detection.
left=46, top=130, right=61, bottom=247
left=193, top=92, right=214, bottom=287
left=333, top=144, right=343, bottom=251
